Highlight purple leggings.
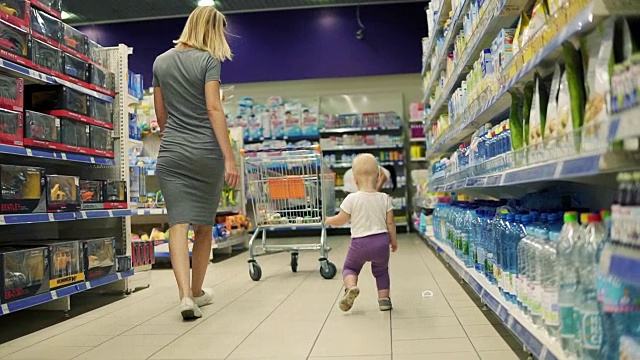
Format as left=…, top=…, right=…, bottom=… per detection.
left=343, top=232, right=391, bottom=291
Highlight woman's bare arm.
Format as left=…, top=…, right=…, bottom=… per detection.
left=204, top=81, right=238, bottom=188
left=153, top=87, right=168, bottom=132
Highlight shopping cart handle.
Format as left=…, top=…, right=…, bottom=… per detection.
left=241, top=145, right=321, bottom=155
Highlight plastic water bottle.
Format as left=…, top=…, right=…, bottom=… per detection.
left=495, top=213, right=508, bottom=296
left=475, top=210, right=486, bottom=274
left=557, top=212, right=581, bottom=356
left=484, top=209, right=497, bottom=283
left=505, top=215, right=531, bottom=304
left=575, top=214, right=605, bottom=359
left=462, top=206, right=475, bottom=268
left=518, top=216, right=538, bottom=315
left=529, top=226, right=547, bottom=327
left=542, top=213, right=562, bottom=338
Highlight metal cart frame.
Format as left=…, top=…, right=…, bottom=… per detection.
left=243, top=146, right=337, bottom=281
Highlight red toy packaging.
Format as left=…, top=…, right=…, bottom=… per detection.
left=62, top=52, right=89, bottom=83
left=0, top=74, right=24, bottom=112
left=46, top=174, right=81, bottom=212
left=30, top=8, right=62, bottom=47
left=0, top=109, right=23, bottom=146
left=24, top=110, right=59, bottom=147
left=0, top=21, right=29, bottom=65
left=30, top=37, right=63, bottom=76
left=61, top=24, right=89, bottom=62
left=28, top=0, right=61, bottom=20
left=0, top=0, right=31, bottom=32
left=0, top=165, right=46, bottom=214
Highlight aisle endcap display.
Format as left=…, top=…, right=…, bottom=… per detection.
left=415, top=228, right=566, bottom=360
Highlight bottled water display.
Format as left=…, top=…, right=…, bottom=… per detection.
left=428, top=177, right=640, bottom=359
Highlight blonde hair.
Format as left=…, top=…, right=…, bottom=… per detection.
left=352, top=154, right=379, bottom=189
left=174, top=6, right=232, bottom=61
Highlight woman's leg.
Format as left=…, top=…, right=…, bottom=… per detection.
left=168, top=223, right=192, bottom=299
left=191, top=225, right=213, bottom=297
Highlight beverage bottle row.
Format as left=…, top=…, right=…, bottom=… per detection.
left=431, top=196, right=640, bottom=359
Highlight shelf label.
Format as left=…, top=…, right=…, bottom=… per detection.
left=466, top=177, right=486, bottom=187
left=509, top=319, right=545, bottom=357
left=559, top=155, right=600, bottom=178
left=503, top=163, right=557, bottom=185
left=454, top=180, right=466, bottom=189
left=486, top=174, right=502, bottom=187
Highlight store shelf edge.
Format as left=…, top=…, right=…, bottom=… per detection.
left=0, top=270, right=135, bottom=316
left=0, top=143, right=116, bottom=166
left=415, top=230, right=566, bottom=360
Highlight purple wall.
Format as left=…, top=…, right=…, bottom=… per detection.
left=78, top=3, right=427, bottom=85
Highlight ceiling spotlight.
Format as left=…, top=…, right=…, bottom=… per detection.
left=61, top=11, right=71, bottom=19
left=198, top=0, right=215, bottom=6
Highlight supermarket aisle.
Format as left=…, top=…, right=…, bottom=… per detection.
left=0, top=234, right=524, bottom=360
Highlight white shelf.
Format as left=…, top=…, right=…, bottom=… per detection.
left=409, top=118, right=425, bottom=123
left=410, top=137, right=426, bottom=142
left=128, top=94, right=141, bottom=106
left=320, top=126, right=402, bottom=134
left=411, top=157, right=427, bottom=162
left=415, top=229, right=566, bottom=360
left=127, top=138, right=143, bottom=147
left=322, top=144, right=403, bottom=152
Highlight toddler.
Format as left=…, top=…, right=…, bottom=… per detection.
left=325, top=154, right=398, bottom=312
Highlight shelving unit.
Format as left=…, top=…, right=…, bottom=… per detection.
left=416, top=0, right=640, bottom=358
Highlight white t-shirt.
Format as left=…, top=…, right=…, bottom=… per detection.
left=343, top=166, right=391, bottom=193
left=340, top=191, right=393, bottom=238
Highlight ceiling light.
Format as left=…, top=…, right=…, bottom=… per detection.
left=198, top=0, right=215, bottom=6
left=61, top=11, right=71, bottom=19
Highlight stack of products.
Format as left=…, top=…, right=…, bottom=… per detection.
left=0, top=236, right=120, bottom=304
left=0, top=164, right=127, bottom=214
left=323, top=150, right=404, bottom=165
left=227, top=96, right=320, bottom=141
left=410, top=123, right=425, bottom=139
left=428, top=177, right=640, bottom=359
left=128, top=70, right=143, bottom=100
left=323, top=112, right=401, bottom=129
left=320, top=134, right=403, bottom=149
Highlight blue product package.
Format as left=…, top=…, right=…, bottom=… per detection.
left=247, top=112, right=262, bottom=140
left=284, top=102, right=302, bottom=137
left=301, top=107, right=319, bottom=136
left=270, top=106, right=285, bottom=138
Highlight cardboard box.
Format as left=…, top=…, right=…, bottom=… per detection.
left=0, top=108, right=23, bottom=146
left=0, top=165, right=46, bottom=214
left=0, top=246, right=49, bottom=303
left=45, top=174, right=80, bottom=212
left=83, top=237, right=116, bottom=281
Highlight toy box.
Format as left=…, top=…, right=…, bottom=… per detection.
left=301, top=107, right=319, bottom=137
left=79, top=179, right=103, bottom=206
left=132, top=240, right=154, bottom=267
left=89, top=64, right=115, bottom=93
left=0, top=109, right=22, bottom=146
left=30, top=37, right=62, bottom=75
left=61, top=24, right=88, bottom=59
left=104, top=180, right=127, bottom=204
left=0, top=21, right=28, bottom=61
left=0, top=74, right=23, bottom=112
left=284, top=102, right=302, bottom=137
left=30, top=8, right=61, bottom=46
left=62, top=52, right=89, bottom=82
left=28, top=0, right=61, bottom=19
left=115, top=255, right=132, bottom=272
left=0, top=246, right=49, bottom=303
left=59, top=118, right=89, bottom=148
left=89, top=125, right=112, bottom=154
left=83, top=237, right=116, bottom=281
left=88, top=97, right=112, bottom=124
left=13, top=240, right=84, bottom=288
left=24, top=110, right=58, bottom=143
left=0, top=0, right=30, bottom=32
left=46, top=175, right=80, bottom=212
left=88, top=40, right=104, bottom=65
left=26, top=84, right=88, bottom=115
left=0, top=165, right=45, bottom=214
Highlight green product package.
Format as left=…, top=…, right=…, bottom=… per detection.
left=522, top=81, right=534, bottom=146
left=509, top=91, right=523, bottom=151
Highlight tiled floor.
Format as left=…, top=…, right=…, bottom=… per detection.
left=0, top=234, right=526, bottom=359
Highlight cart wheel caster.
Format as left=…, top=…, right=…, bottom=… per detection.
left=249, top=261, right=262, bottom=281
left=319, top=260, right=337, bottom=279
left=291, top=253, right=298, bottom=273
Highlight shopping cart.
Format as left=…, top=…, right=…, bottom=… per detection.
left=242, top=146, right=337, bottom=281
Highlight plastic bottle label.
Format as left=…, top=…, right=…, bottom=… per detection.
left=597, top=273, right=640, bottom=313
left=580, top=311, right=603, bottom=350
left=462, top=233, right=470, bottom=256
left=559, top=306, right=576, bottom=338
left=502, top=271, right=512, bottom=294
left=529, top=282, right=542, bottom=316
left=517, top=276, right=528, bottom=306
left=543, top=290, right=559, bottom=326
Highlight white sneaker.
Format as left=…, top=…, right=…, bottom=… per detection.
left=194, top=288, right=213, bottom=307
left=180, top=297, right=202, bottom=320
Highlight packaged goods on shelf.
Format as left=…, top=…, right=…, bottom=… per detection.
left=59, top=117, right=89, bottom=148
left=0, top=21, right=29, bottom=60
left=323, top=112, right=401, bottom=129
left=79, top=180, right=103, bottom=206
left=0, top=0, right=30, bottom=32
left=61, top=24, right=89, bottom=60
left=89, top=64, right=115, bottom=94
left=320, top=134, right=402, bottom=149
left=24, top=110, right=58, bottom=144
left=0, top=108, right=23, bottom=146
left=115, top=255, right=132, bottom=272
left=26, top=84, right=88, bottom=115
left=30, top=8, right=62, bottom=46
left=62, top=52, right=89, bottom=82
left=28, top=0, right=61, bottom=19
left=323, top=150, right=405, bottom=165
left=88, top=40, right=104, bottom=66
left=82, top=237, right=116, bottom=281
left=409, top=102, right=424, bottom=120
left=301, top=106, right=319, bottom=136
left=0, top=246, right=49, bottom=304
left=46, top=174, right=81, bottom=212
left=132, top=239, right=153, bottom=267
left=104, top=180, right=127, bottom=204
left=0, top=74, right=23, bottom=112
left=0, top=165, right=45, bottom=214
left=21, top=240, right=84, bottom=289
left=411, top=123, right=425, bottom=138
left=30, top=37, right=63, bottom=75
left=128, top=71, right=143, bottom=100
left=88, top=96, right=113, bottom=124
left=284, top=101, right=302, bottom=137
left=80, top=179, right=127, bottom=210
left=89, top=125, right=113, bottom=155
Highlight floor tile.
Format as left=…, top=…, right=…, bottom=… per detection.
left=393, top=337, right=475, bottom=354
left=149, top=333, right=247, bottom=360
left=394, top=353, right=479, bottom=360
left=478, top=350, right=525, bottom=360
left=2, top=346, right=92, bottom=360
left=469, top=335, right=515, bottom=351
left=73, top=346, right=163, bottom=360
left=392, top=324, right=467, bottom=341
left=309, top=356, right=390, bottom=360
left=36, top=333, right=112, bottom=347
left=463, top=324, right=509, bottom=337
left=0, top=347, right=20, bottom=358
left=392, top=315, right=460, bottom=329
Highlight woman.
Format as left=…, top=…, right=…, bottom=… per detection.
left=152, top=6, right=238, bottom=320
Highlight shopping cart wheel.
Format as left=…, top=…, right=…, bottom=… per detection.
left=319, top=260, right=337, bottom=279
left=290, top=253, right=299, bottom=273
left=249, top=261, right=262, bottom=281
